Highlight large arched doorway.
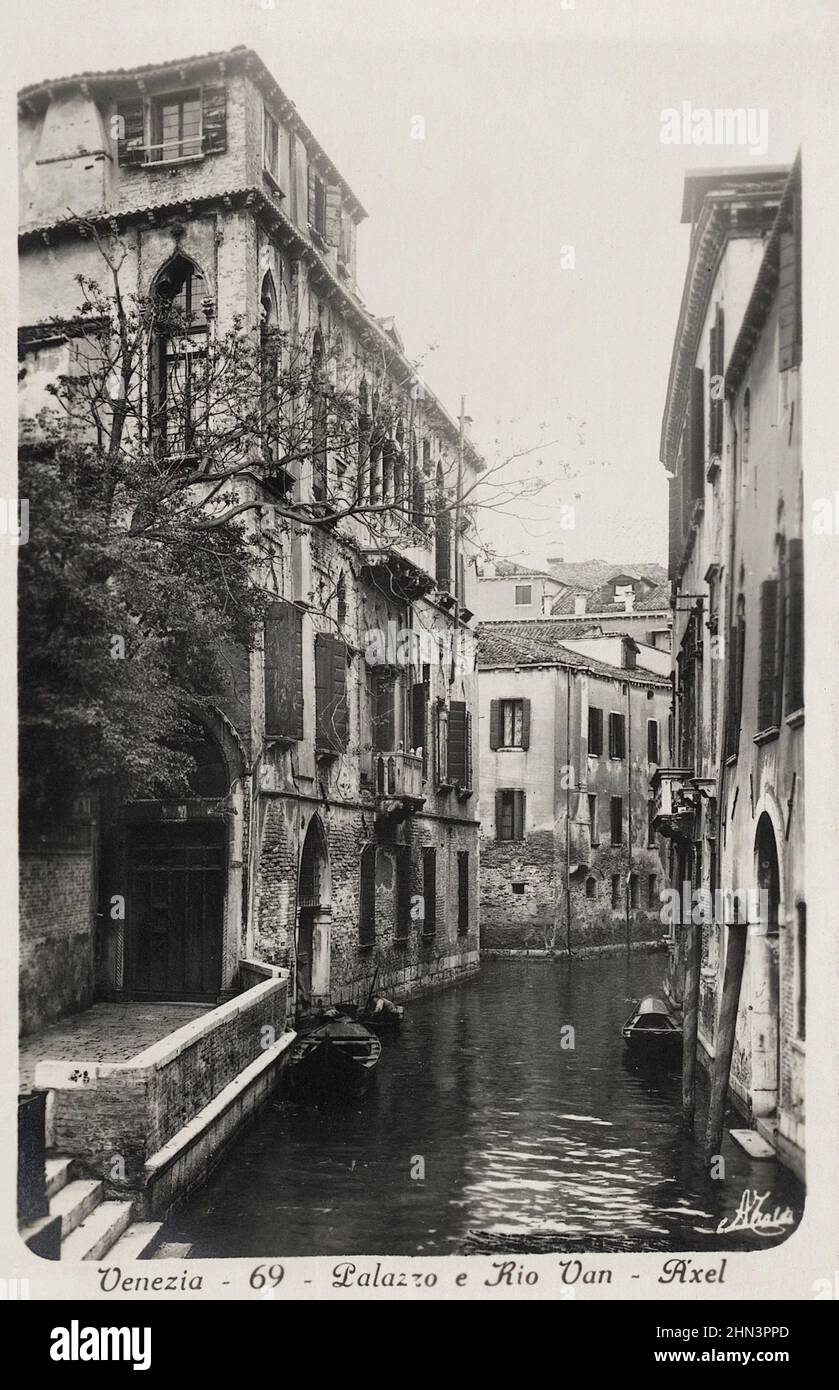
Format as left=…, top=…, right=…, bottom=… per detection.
left=296, top=815, right=332, bottom=1010
left=751, top=812, right=781, bottom=1116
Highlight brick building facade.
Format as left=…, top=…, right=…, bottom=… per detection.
left=477, top=622, right=671, bottom=951
left=18, top=46, right=481, bottom=1030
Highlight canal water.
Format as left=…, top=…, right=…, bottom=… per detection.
left=162, top=954, right=804, bottom=1258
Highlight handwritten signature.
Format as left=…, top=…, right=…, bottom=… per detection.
left=716, top=1189, right=795, bottom=1237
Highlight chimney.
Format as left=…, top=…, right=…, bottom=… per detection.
left=623, top=591, right=635, bottom=611
left=574, top=594, right=587, bottom=616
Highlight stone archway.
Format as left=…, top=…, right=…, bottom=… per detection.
left=750, top=812, right=781, bottom=1117
left=296, top=815, right=332, bottom=1009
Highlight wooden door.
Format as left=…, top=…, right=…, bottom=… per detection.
left=127, top=822, right=225, bottom=998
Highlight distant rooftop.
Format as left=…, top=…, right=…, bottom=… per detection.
left=477, top=620, right=670, bottom=685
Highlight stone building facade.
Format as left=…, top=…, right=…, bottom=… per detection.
left=477, top=622, right=671, bottom=951
left=654, top=159, right=804, bottom=1180
left=18, top=46, right=481, bottom=1029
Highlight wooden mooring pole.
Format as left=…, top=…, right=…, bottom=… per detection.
left=704, top=923, right=748, bottom=1160
left=681, top=921, right=701, bottom=1127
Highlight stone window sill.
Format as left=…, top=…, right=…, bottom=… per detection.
left=786, top=708, right=805, bottom=729
left=754, top=725, right=780, bottom=747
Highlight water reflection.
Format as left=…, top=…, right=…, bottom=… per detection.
left=163, top=955, right=804, bottom=1257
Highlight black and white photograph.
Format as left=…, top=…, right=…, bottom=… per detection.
left=5, top=0, right=839, bottom=1329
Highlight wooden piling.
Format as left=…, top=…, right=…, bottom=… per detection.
left=704, top=922, right=748, bottom=1159
left=681, top=921, right=701, bottom=1127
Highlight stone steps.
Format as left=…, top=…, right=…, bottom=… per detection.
left=106, top=1222, right=164, bottom=1261
left=50, top=1178, right=104, bottom=1239
left=61, top=1200, right=134, bottom=1260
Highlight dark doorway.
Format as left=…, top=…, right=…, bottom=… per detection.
left=127, top=821, right=225, bottom=999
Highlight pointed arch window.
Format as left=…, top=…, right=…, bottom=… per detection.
left=152, top=255, right=209, bottom=456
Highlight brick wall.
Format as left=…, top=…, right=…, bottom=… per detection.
left=19, top=849, right=95, bottom=1036
left=39, top=974, right=289, bottom=1186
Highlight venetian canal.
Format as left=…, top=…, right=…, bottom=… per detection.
left=161, top=955, right=804, bottom=1259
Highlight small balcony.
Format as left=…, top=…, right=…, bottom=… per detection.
left=650, top=768, right=701, bottom=842
left=375, top=750, right=425, bottom=822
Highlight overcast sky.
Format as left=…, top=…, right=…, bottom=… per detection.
left=12, top=0, right=811, bottom=569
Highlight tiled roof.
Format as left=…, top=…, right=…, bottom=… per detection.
left=545, top=559, right=668, bottom=590
left=551, top=583, right=671, bottom=616
left=476, top=621, right=670, bottom=686
left=17, top=46, right=368, bottom=218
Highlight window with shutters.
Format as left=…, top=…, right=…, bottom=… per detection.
left=435, top=463, right=452, bottom=591
left=359, top=843, right=376, bottom=948
left=611, top=874, right=620, bottom=909
left=608, top=712, right=626, bottom=759
left=629, top=874, right=639, bottom=909
left=514, top=584, right=532, bottom=606
left=756, top=576, right=781, bottom=741
left=785, top=538, right=804, bottom=715
left=264, top=600, right=304, bottom=740
left=496, top=789, right=525, bottom=841
left=435, top=703, right=450, bottom=785
left=315, top=633, right=348, bottom=754
left=310, top=174, right=327, bottom=238
left=588, top=706, right=603, bottom=757
left=149, top=90, right=202, bottom=162
left=648, top=800, right=656, bottom=847
left=371, top=669, right=397, bottom=751
left=492, top=698, right=530, bottom=749
left=610, top=796, right=623, bottom=845
left=422, top=847, right=437, bottom=938
left=457, top=851, right=469, bottom=935
left=448, top=700, right=471, bottom=791
left=647, top=719, right=660, bottom=764
left=725, top=596, right=746, bottom=759
left=588, top=794, right=598, bottom=845
left=262, top=106, right=280, bottom=183
left=411, top=678, right=428, bottom=776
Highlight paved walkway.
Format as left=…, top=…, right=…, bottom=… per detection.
left=19, top=1002, right=211, bottom=1092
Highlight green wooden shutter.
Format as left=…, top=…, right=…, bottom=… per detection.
left=513, top=791, right=526, bottom=841
left=495, top=790, right=504, bottom=839
left=315, top=634, right=348, bottom=752
left=520, top=698, right=531, bottom=750
left=757, top=579, right=779, bottom=733
left=265, top=600, right=304, bottom=740
left=448, top=700, right=467, bottom=785
left=489, top=699, right=501, bottom=750
left=116, top=99, right=145, bottom=165
left=202, top=83, right=227, bottom=155
left=422, top=848, right=437, bottom=935
left=435, top=498, right=451, bottom=591
left=786, top=539, right=804, bottom=712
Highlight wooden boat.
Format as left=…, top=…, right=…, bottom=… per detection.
left=288, top=1019, right=382, bottom=1099
left=358, top=996, right=404, bottom=1030
left=621, top=996, right=682, bottom=1059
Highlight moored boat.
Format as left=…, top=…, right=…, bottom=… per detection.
left=288, top=1018, right=382, bottom=1099
left=621, top=996, right=682, bottom=1059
